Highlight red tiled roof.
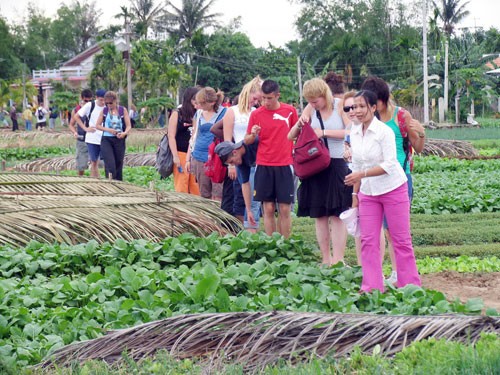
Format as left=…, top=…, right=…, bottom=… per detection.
left=486, top=56, right=500, bottom=70
left=62, top=44, right=103, bottom=67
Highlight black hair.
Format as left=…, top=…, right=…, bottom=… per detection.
left=354, top=90, right=380, bottom=120
left=261, top=80, right=279, bottom=95
left=324, top=71, right=344, bottom=95
left=360, top=76, right=390, bottom=105
left=179, top=87, right=199, bottom=123
left=81, top=89, right=93, bottom=99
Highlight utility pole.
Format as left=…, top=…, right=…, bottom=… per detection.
left=422, top=0, right=429, bottom=124
left=297, top=56, right=303, bottom=112
left=125, top=21, right=133, bottom=111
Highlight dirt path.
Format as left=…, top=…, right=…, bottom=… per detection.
left=421, top=272, right=500, bottom=312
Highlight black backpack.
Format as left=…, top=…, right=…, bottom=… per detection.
left=37, top=108, right=44, bottom=120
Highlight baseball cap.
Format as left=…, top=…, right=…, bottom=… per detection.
left=96, top=89, right=106, bottom=98
left=214, top=141, right=244, bottom=165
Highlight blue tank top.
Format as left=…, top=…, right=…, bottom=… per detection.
left=192, top=107, right=226, bottom=162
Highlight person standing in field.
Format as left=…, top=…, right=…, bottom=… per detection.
left=68, top=89, right=93, bottom=176
left=221, top=76, right=263, bottom=229
left=9, top=103, right=18, bottom=131
left=186, top=87, right=227, bottom=201
left=244, top=79, right=298, bottom=238
left=95, top=91, right=132, bottom=181
left=345, top=90, right=421, bottom=293
left=74, top=89, right=106, bottom=178
left=35, top=104, right=48, bottom=130
left=361, top=76, right=426, bottom=284
left=288, top=78, right=352, bottom=265
left=22, top=106, right=33, bottom=131
left=167, top=87, right=200, bottom=195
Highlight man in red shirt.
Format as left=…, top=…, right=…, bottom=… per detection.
left=245, top=80, right=298, bottom=238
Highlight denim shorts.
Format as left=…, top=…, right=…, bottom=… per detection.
left=86, top=143, right=101, bottom=162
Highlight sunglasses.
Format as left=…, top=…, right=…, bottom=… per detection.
left=105, top=102, right=114, bottom=105
left=343, top=105, right=355, bottom=113
left=83, top=99, right=92, bottom=102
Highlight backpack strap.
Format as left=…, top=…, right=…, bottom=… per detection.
left=396, top=107, right=411, bottom=172
left=86, top=100, right=96, bottom=126
left=315, top=110, right=329, bottom=150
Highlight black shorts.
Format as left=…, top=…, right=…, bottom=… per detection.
left=254, top=165, right=295, bottom=204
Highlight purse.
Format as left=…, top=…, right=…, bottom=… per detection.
left=292, top=111, right=331, bottom=179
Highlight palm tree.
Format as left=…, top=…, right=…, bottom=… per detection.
left=163, top=0, right=221, bottom=40
left=432, top=0, right=470, bottom=115
left=129, top=0, right=164, bottom=39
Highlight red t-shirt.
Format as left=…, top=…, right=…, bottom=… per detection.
left=246, top=103, right=298, bottom=166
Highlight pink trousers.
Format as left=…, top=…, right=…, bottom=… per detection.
left=358, top=183, right=421, bottom=292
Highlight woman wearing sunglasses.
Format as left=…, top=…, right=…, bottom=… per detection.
left=95, top=91, right=132, bottom=180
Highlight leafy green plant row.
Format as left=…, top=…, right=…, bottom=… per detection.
left=413, top=155, right=499, bottom=173
left=0, top=234, right=496, bottom=368
left=414, top=256, right=499, bottom=274
left=0, top=147, right=74, bottom=162
left=60, top=167, right=174, bottom=192
left=294, top=213, right=500, bottom=252
left=426, top=127, right=499, bottom=140
left=12, top=334, right=499, bottom=375
left=412, top=169, right=499, bottom=214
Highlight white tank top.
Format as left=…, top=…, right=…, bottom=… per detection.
left=231, top=105, right=253, bottom=143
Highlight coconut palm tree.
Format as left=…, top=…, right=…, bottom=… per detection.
left=163, top=0, right=221, bottom=40
left=432, top=0, right=470, bottom=115
left=129, top=0, right=164, bottom=39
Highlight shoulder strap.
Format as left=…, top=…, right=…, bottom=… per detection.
left=315, top=110, right=329, bottom=150
left=214, top=107, right=227, bottom=123
left=396, top=107, right=412, bottom=171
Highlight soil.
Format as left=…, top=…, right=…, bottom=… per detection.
left=421, top=272, right=500, bottom=312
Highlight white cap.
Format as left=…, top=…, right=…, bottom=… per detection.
left=340, top=208, right=360, bottom=237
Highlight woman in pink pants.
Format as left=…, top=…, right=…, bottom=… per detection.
left=344, top=90, right=421, bottom=293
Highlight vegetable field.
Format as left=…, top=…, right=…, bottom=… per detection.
left=0, top=127, right=499, bottom=374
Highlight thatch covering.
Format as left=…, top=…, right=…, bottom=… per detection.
left=420, top=138, right=478, bottom=157
left=14, top=153, right=156, bottom=172
left=0, top=173, right=241, bottom=246
left=37, top=311, right=500, bottom=372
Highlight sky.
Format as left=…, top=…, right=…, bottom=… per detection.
left=0, top=0, right=498, bottom=48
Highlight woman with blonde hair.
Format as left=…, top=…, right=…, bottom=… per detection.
left=221, top=76, right=263, bottom=229
left=288, top=78, right=352, bottom=266
left=186, top=87, right=227, bottom=200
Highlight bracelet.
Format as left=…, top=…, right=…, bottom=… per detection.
left=322, top=129, right=326, bottom=138
left=352, top=193, right=357, bottom=196
left=364, top=170, right=368, bottom=177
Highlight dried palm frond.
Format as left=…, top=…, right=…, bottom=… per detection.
left=14, top=153, right=156, bottom=172
left=0, top=173, right=241, bottom=246
left=421, top=139, right=478, bottom=158
left=37, top=311, right=500, bottom=372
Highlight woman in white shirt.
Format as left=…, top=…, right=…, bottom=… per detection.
left=344, top=90, right=421, bottom=293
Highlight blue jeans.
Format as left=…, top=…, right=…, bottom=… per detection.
left=25, top=120, right=32, bottom=131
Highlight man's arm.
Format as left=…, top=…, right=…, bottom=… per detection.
left=68, top=109, right=79, bottom=138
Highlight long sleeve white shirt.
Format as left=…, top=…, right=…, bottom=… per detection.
left=351, top=117, right=407, bottom=196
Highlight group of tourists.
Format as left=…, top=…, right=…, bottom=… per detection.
left=68, top=88, right=132, bottom=180
left=165, top=73, right=426, bottom=293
